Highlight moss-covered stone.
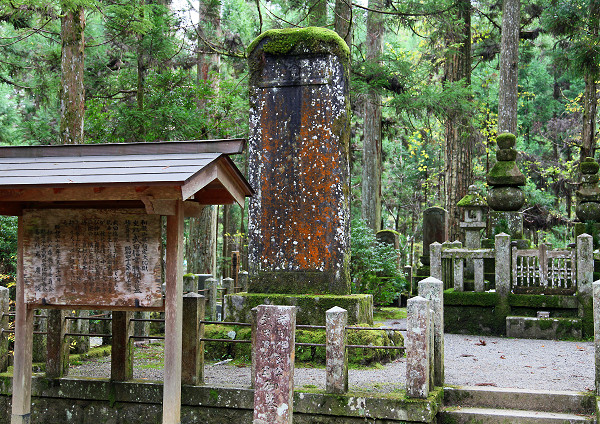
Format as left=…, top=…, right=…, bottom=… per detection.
left=250, top=270, right=351, bottom=295
left=496, top=148, right=518, bottom=161
left=507, top=294, right=579, bottom=309
left=225, top=292, right=373, bottom=325
left=486, top=161, right=526, bottom=186
left=444, top=289, right=499, bottom=306
left=487, top=186, right=525, bottom=211
left=576, top=202, right=600, bottom=221
left=248, top=27, right=350, bottom=60
left=580, top=157, right=600, bottom=174
left=496, top=133, right=516, bottom=149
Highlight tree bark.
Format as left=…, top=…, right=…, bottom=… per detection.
left=361, top=0, right=384, bottom=232
left=185, top=0, right=222, bottom=277
left=334, top=0, right=352, bottom=47
left=498, top=0, right=520, bottom=135
left=580, top=0, right=600, bottom=161
left=59, top=6, right=85, bottom=145
left=444, top=0, right=473, bottom=241
left=309, top=0, right=327, bottom=27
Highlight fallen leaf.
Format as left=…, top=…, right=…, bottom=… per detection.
left=475, top=339, right=486, bottom=346
left=475, top=383, right=497, bottom=387
left=500, top=355, right=506, bottom=359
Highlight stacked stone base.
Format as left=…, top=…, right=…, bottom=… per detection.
left=225, top=293, right=373, bottom=325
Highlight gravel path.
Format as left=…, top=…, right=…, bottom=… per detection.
left=70, top=323, right=595, bottom=393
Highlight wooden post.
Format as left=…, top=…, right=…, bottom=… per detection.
left=163, top=200, right=184, bottom=424
left=46, top=309, right=70, bottom=378
left=182, top=293, right=205, bottom=385
left=111, top=311, right=133, bottom=381
left=11, top=216, right=34, bottom=424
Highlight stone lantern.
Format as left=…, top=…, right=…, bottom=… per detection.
left=458, top=185, right=488, bottom=250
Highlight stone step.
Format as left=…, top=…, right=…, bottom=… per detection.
left=444, top=386, right=596, bottom=415
left=440, top=407, right=595, bottom=423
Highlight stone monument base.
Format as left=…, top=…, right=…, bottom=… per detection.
left=224, top=293, right=373, bottom=325
left=489, top=211, right=523, bottom=238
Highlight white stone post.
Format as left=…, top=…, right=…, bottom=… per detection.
left=594, top=281, right=600, bottom=395
left=252, top=305, right=296, bottom=424
left=418, top=277, right=444, bottom=387
left=239, top=271, right=249, bottom=292
left=406, top=296, right=430, bottom=398
left=453, top=258, right=464, bottom=292
left=430, top=242, right=442, bottom=281
left=495, top=233, right=511, bottom=297
left=474, top=258, right=485, bottom=292
left=326, top=306, right=348, bottom=393
left=577, top=234, right=594, bottom=296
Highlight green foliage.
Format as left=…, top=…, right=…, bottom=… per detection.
left=0, top=216, right=17, bottom=289
left=350, top=219, right=407, bottom=305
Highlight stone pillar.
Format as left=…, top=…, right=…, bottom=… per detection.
left=594, top=281, right=600, bottom=395
left=248, top=28, right=351, bottom=295
left=182, top=293, right=205, bottom=385
left=418, top=277, right=444, bottom=387
left=406, top=296, right=430, bottom=398
left=70, top=310, right=90, bottom=354
left=430, top=242, right=442, bottom=281
left=453, top=258, right=464, bottom=292
left=133, top=311, right=150, bottom=339
left=252, top=305, right=296, bottom=424
left=111, top=311, right=133, bottom=381
left=32, top=309, right=47, bottom=363
left=578, top=233, right=595, bottom=338
left=474, top=258, right=485, bottom=292
left=183, top=274, right=199, bottom=293
left=224, top=277, right=235, bottom=295
left=251, top=307, right=258, bottom=388
left=205, top=277, right=218, bottom=321
left=495, top=233, right=511, bottom=297
left=578, top=234, right=594, bottom=296
left=239, top=271, right=249, bottom=292
left=422, top=207, right=447, bottom=265
left=326, top=306, right=348, bottom=394
left=0, top=286, right=9, bottom=372
left=46, top=309, right=69, bottom=378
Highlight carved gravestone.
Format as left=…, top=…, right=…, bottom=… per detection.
left=247, top=28, right=351, bottom=295
left=253, top=305, right=296, bottom=424
left=421, top=207, right=447, bottom=265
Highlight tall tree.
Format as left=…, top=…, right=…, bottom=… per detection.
left=361, top=0, right=384, bottom=232
left=581, top=0, right=600, bottom=160
left=334, top=0, right=352, bottom=46
left=59, top=3, right=85, bottom=144
left=443, top=0, right=473, bottom=241
left=498, top=0, right=520, bottom=134
left=309, top=0, right=327, bottom=26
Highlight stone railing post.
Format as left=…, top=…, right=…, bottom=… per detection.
left=406, top=296, right=430, bottom=398
left=326, top=306, right=348, bottom=393
left=579, top=234, right=595, bottom=338
left=253, top=305, right=296, bottom=424
left=46, top=309, right=69, bottom=378
left=594, top=281, right=600, bottom=395
left=111, top=311, right=134, bottom=381
left=250, top=307, right=258, bottom=388
left=430, top=242, right=442, bottom=281
left=418, top=277, right=444, bottom=387
left=578, top=234, right=594, bottom=296
left=239, top=271, right=249, bottom=292
left=182, top=293, right=205, bottom=385
left=70, top=310, right=90, bottom=355
left=495, top=233, right=511, bottom=297
left=0, top=286, right=9, bottom=372
left=205, top=277, right=218, bottom=321
left=223, top=277, right=235, bottom=295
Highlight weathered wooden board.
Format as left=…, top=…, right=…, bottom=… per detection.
left=23, top=209, right=162, bottom=308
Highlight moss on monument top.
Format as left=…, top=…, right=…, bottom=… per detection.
left=581, top=157, right=600, bottom=175
left=247, top=27, right=350, bottom=60
left=487, top=160, right=526, bottom=186
left=457, top=185, right=487, bottom=207
left=497, top=133, right=516, bottom=149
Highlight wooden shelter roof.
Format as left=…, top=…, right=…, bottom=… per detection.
left=0, top=140, right=254, bottom=216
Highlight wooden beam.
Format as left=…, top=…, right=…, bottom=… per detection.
left=180, top=165, right=218, bottom=201
left=11, top=216, right=34, bottom=424
left=0, top=186, right=181, bottom=203
left=217, top=165, right=247, bottom=207
left=183, top=201, right=205, bottom=218
left=163, top=200, right=184, bottom=424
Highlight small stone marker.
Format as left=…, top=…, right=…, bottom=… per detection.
left=418, top=277, right=444, bottom=387
left=326, top=306, right=348, bottom=393
left=253, top=305, right=296, bottom=424
left=0, top=286, right=9, bottom=372
left=406, top=296, right=430, bottom=398
left=577, top=234, right=594, bottom=296
left=593, top=281, right=600, bottom=395
left=495, top=233, right=511, bottom=297
left=182, top=293, right=206, bottom=385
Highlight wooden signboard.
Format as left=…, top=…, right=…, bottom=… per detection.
left=23, top=209, right=163, bottom=309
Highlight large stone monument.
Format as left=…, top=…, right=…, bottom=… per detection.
left=486, top=133, right=528, bottom=247
left=226, top=27, right=372, bottom=325
left=421, top=207, right=447, bottom=265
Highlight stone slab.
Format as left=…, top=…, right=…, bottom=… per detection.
left=506, top=316, right=582, bottom=340
left=225, top=293, right=373, bottom=325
